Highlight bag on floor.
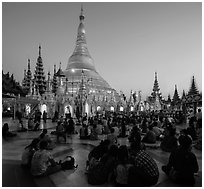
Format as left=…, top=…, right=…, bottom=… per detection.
left=61, top=156, right=78, bottom=170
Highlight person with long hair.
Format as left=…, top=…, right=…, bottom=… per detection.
left=21, top=138, right=40, bottom=168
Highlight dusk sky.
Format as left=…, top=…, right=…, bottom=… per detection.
left=2, top=2, right=202, bottom=99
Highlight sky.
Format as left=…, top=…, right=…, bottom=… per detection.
left=2, top=2, right=202, bottom=99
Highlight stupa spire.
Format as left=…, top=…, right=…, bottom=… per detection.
left=67, top=5, right=96, bottom=71
left=39, top=45, right=41, bottom=57
left=80, top=4, right=85, bottom=21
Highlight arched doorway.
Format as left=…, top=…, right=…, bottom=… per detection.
left=110, top=106, right=114, bottom=112
left=64, top=104, right=73, bottom=117
left=41, top=104, right=47, bottom=115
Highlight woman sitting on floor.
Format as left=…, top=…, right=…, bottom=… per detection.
left=21, top=138, right=40, bottom=168
left=160, top=125, right=178, bottom=152
left=31, top=141, right=62, bottom=177
left=80, top=123, right=90, bottom=139
left=87, top=145, right=118, bottom=185
left=114, top=145, right=132, bottom=187
left=162, top=134, right=199, bottom=186
left=142, top=125, right=157, bottom=144
left=2, top=123, right=17, bottom=138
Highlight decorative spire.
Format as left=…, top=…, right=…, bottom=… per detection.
left=155, top=72, right=157, bottom=81
left=66, top=5, right=96, bottom=72
left=46, top=71, right=51, bottom=92
left=80, top=4, right=85, bottom=21
left=39, top=45, right=41, bottom=57
left=188, top=75, right=199, bottom=96
left=151, top=72, right=161, bottom=99
left=172, top=84, right=180, bottom=103
left=52, top=64, right=58, bottom=94
left=54, top=64, right=56, bottom=74
left=28, top=59, right=30, bottom=70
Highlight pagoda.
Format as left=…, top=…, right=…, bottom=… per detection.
left=34, top=45, right=46, bottom=95
left=148, top=72, right=162, bottom=111
left=172, top=85, right=181, bottom=110
left=60, top=6, right=119, bottom=117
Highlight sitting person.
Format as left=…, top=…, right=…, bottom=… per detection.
left=31, top=140, right=62, bottom=176
left=56, top=122, right=66, bottom=143
left=96, top=120, right=103, bottom=135
left=33, top=120, right=40, bottom=131
left=28, top=117, right=35, bottom=130
left=88, top=140, right=110, bottom=161
left=152, top=121, right=164, bottom=140
left=38, top=129, right=55, bottom=150
left=162, top=134, right=199, bottom=186
left=160, top=126, right=178, bottom=152
left=87, top=145, right=118, bottom=185
left=80, top=123, right=90, bottom=139
left=90, top=124, right=99, bottom=140
left=128, top=139, right=159, bottom=186
left=186, top=122, right=197, bottom=141
left=86, top=140, right=110, bottom=171
left=107, top=128, right=118, bottom=147
left=2, top=123, right=17, bottom=138
left=142, top=125, right=156, bottom=144
left=21, top=138, right=40, bottom=168
left=114, top=145, right=132, bottom=187
left=112, top=126, right=120, bottom=137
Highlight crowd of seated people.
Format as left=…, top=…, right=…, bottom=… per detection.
left=16, top=108, right=201, bottom=185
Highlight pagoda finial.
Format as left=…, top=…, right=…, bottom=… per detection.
left=28, top=59, right=30, bottom=69
left=54, top=64, right=56, bottom=73
left=155, top=72, right=157, bottom=80
left=59, top=62, right=61, bottom=69
left=39, top=45, right=41, bottom=57
left=80, top=4, right=85, bottom=21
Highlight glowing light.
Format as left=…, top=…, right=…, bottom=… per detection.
left=130, top=106, right=134, bottom=111
left=110, top=106, right=114, bottom=111
left=71, top=69, right=75, bottom=73
left=120, top=107, right=124, bottom=111
left=97, top=106, right=101, bottom=111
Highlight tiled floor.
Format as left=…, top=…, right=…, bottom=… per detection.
left=2, top=118, right=202, bottom=187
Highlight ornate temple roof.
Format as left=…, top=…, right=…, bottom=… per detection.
left=64, top=6, right=112, bottom=90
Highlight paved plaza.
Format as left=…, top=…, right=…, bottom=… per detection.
left=2, top=118, right=202, bottom=187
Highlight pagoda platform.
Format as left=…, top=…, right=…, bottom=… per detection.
left=2, top=118, right=202, bottom=187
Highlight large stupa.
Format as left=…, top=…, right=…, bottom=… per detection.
left=56, top=6, right=119, bottom=117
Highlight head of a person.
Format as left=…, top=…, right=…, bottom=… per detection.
left=3, top=123, right=9, bottom=131
left=42, top=129, right=47, bottom=134
left=179, top=134, right=192, bottom=150
left=110, top=128, right=115, bottom=134
left=30, top=138, right=40, bottom=149
left=39, top=140, right=48, bottom=150
left=198, top=108, right=201, bottom=113
left=57, top=120, right=62, bottom=126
